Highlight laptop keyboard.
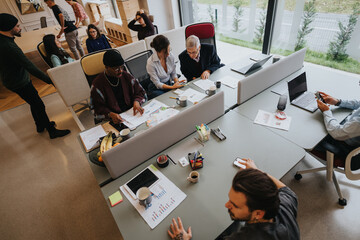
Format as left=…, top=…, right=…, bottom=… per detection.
left=293, top=92, right=316, bottom=107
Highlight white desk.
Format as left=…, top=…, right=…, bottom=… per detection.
left=234, top=63, right=359, bottom=150
left=101, top=111, right=305, bottom=239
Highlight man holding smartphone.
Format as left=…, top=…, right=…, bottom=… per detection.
left=314, top=92, right=360, bottom=170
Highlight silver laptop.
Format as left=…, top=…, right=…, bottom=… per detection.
left=287, top=72, right=317, bottom=112
left=231, top=55, right=272, bottom=74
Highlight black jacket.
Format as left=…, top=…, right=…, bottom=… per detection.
left=179, top=43, right=223, bottom=80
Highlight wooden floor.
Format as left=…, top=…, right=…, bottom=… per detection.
left=0, top=51, right=56, bottom=112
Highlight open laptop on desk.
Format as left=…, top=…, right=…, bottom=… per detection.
left=288, top=72, right=317, bottom=112
left=231, top=55, right=272, bottom=75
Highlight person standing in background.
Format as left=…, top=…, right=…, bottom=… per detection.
left=44, top=0, right=85, bottom=60
left=0, top=13, right=71, bottom=139
left=65, top=0, right=90, bottom=27
left=127, top=9, right=155, bottom=40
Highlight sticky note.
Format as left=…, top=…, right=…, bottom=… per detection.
left=109, top=191, right=123, bottom=207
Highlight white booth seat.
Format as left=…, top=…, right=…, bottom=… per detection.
left=115, top=40, right=147, bottom=60
left=103, top=91, right=225, bottom=179
left=47, top=61, right=90, bottom=131
left=237, top=48, right=306, bottom=104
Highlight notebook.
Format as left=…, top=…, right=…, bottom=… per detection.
left=287, top=72, right=317, bottom=112
left=231, top=55, right=272, bottom=74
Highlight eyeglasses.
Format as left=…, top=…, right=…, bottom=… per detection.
left=89, top=30, right=97, bottom=34
left=187, top=48, right=199, bottom=56
left=110, top=65, right=124, bottom=72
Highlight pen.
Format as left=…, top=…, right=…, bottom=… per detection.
left=194, top=137, right=204, bottom=147
left=166, top=154, right=176, bottom=165
left=169, top=97, right=177, bottom=99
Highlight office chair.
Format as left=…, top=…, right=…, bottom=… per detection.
left=153, top=24, right=158, bottom=34
left=185, top=22, right=216, bottom=51
left=295, top=144, right=360, bottom=206
left=124, top=50, right=153, bottom=100
left=40, top=16, right=47, bottom=28
left=80, top=49, right=109, bottom=86
left=37, top=42, right=53, bottom=68
left=80, top=49, right=111, bottom=124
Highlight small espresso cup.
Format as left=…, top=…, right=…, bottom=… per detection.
left=120, top=128, right=131, bottom=141
left=205, top=86, right=216, bottom=96
left=176, top=96, right=187, bottom=107
left=215, top=81, right=221, bottom=88
left=187, top=171, right=200, bottom=183
left=156, top=154, right=169, bottom=168
left=136, top=187, right=152, bottom=208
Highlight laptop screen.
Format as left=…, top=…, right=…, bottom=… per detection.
left=288, top=72, right=307, bottom=102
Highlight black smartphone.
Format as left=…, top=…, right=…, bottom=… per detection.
left=315, top=92, right=325, bottom=103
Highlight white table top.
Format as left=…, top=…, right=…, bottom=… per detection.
left=101, top=111, right=305, bottom=239
left=234, top=63, right=359, bottom=150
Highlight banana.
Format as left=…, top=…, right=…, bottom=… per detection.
left=100, top=132, right=113, bottom=154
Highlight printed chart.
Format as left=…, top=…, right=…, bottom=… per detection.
left=120, top=165, right=186, bottom=229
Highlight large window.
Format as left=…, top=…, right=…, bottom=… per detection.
left=179, top=0, right=360, bottom=74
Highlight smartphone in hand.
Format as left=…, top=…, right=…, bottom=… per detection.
left=315, top=91, right=325, bottom=103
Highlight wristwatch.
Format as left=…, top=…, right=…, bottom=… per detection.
left=335, top=99, right=341, bottom=106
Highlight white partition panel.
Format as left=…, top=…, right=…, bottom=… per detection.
left=237, top=48, right=306, bottom=104
left=103, top=91, right=225, bottom=179
left=116, top=40, right=147, bottom=60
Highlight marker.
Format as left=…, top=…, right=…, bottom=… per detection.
left=166, top=154, right=176, bottom=165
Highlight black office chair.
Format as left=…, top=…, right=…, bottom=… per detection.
left=37, top=41, right=53, bottom=68
left=153, top=24, right=158, bottom=34
left=124, top=50, right=154, bottom=100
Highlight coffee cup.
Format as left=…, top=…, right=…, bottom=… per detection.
left=156, top=154, right=169, bottom=168
left=120, top=128, right=131, bottom=141
left=205, top=86, right=216, bottom=96
left=176, top=96, right=187, bottom=107
left=273, top=55, right=281, bottom=63
left=187, top=171, right=200, bottom=183
left=136, top=187, right=152, bottom=208
left=215, top=81, right=221, bottom=88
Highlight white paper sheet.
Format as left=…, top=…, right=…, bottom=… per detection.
left=79, top=125, right=107, bottom=152
left=254, top=110, right=291, bottom=131
left=120, top=165, right=186, bottom=229
left=218, top=76, right=239, bottom=89
left=120, top=99, right=179, bottom=129
left=193, top=79, right=216, bottom=91
left=179, top=88, right=207, bottom=103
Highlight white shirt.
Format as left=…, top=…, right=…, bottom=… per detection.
left=146, top=52, right=177, bottom=89
left=322, top=99, right=360, bottom=146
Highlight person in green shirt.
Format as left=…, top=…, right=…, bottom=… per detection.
left=0, top=13, right=70, bottom=139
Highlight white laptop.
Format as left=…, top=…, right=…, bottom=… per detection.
left=287, top=72, right=317, bottom=112
left=231, top=55, right=272, bottom=75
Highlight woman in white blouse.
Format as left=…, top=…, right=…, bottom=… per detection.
left=146, top=35, right=184, bottom=97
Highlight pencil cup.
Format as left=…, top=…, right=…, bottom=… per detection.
left=187, top=171, right=200, bottom=183
left=176, top=96, right=187, bottom=107
left=156, top=154, right=169, bottom=168
left=205, top=86, right=216, bottom=96
left=136, top=187, right=152, bottom=209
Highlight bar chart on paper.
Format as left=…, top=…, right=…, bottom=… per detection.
left=120, top=165, right=186, bottom=229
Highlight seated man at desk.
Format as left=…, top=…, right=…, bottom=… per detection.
left=179, top=35, right=223, bottom=81
left=90, top=50, right=146, bottom=124
left=314, top=92, right=360, bottom=170
left=168, top=159, right=300, bottom=240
